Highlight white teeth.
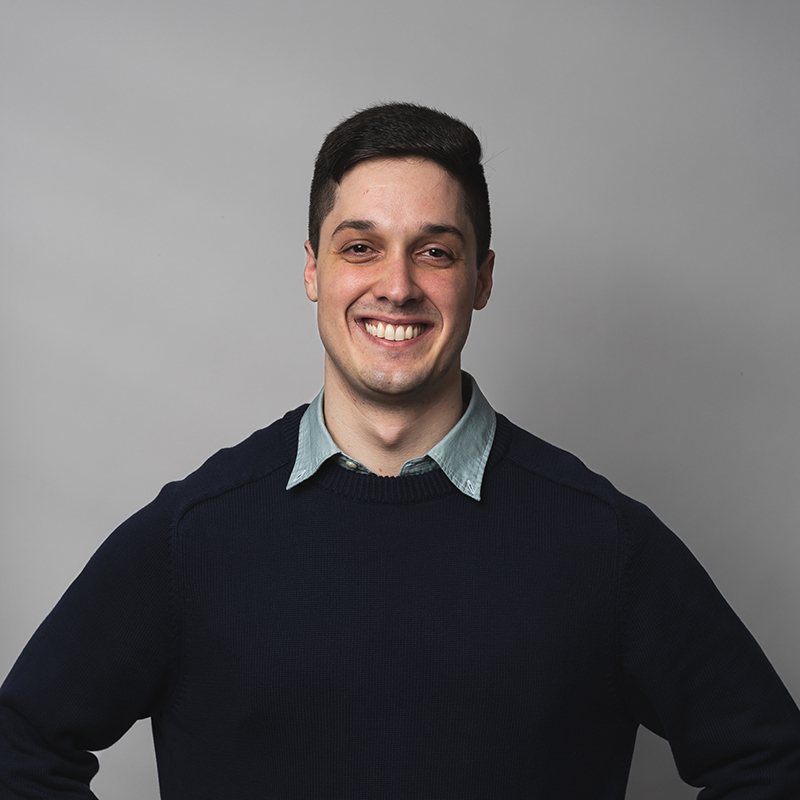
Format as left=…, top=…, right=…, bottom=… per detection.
left=365, top=322, right=424, bottom=341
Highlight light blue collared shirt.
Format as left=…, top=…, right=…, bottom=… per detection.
left=286, top=374, right=496, bottom=501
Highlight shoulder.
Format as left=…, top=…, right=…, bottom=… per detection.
left=492, top=413, right=665, bottom=538
left=181, top=405, right=304, bottom=492
left=492, top=414, right=708, bottom=608
left=140, top=404, right=307, bottom=527
left=495, top=414, right=620, bottom=503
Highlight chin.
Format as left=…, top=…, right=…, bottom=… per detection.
left=357, top=367, right=446, bottom=403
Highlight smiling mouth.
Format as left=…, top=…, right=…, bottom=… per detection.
left=364, top=320, right=426, bottom=342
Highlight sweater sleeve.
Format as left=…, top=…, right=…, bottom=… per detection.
left=0, top=490, right=178, bottom=798
left=618, top=499, right=800, bottom=798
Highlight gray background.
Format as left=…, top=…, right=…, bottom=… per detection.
left=2, top=2, right=798, bottom=797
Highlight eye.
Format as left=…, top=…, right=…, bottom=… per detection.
left=419, top=247, right=454, bottom=263
left=341, top=243, right=377, bottom=261
left=344, top=243, right=376, bottom=255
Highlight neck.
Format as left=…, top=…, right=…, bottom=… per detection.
left=322, top=369, right=465, bottom=477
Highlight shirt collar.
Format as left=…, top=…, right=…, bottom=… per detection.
left=286, top=373, right=496, bottom=501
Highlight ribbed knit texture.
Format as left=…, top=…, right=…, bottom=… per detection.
left=2, top=407, right=799, bottom=798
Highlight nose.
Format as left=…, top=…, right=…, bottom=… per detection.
left=373, top=250, right=424, bottom=306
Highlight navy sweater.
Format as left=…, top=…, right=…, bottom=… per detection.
left=2, top=408, right=799, bottom=798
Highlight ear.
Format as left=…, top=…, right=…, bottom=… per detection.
left=473, top=250, right=494, bottom=310
left=303, top=240, right=319, bottom=302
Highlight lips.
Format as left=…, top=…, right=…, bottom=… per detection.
left=364, top=320, right=425, bottom=342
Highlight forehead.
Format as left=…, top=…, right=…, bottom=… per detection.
left=324, top=157, right=470, bottom=235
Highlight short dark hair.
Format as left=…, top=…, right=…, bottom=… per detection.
left=308, top=103, right=491, bottom=265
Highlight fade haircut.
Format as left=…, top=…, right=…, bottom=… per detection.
left=308, top=103, right=491, bottom=265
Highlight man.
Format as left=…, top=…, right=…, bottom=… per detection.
left=1, top=103, right=799, bottom=798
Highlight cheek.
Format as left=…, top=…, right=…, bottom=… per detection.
left=319, top=268, right=370, bottom=310
left=426, top=276, right=477, bottom=322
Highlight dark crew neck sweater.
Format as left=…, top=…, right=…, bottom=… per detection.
left=1, top=407, right=799, bottom=798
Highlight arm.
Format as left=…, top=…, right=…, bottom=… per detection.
left=619, top=499, right=800, bottom=798
left=0, top=493, right=178, bottom=797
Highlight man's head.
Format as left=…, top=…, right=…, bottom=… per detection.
left=303, top=104, right=494, bottom=410
left=308, top=103, right=491, bottom=267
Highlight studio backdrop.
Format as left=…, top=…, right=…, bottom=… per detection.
left=2, top=2, right=799, bottom=798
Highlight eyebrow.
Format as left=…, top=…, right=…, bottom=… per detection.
left=421, top=223, right=466, bottom=244
left=331, top=219, right=376, bottom=237
left=330, top=219, right=467, bottom=244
